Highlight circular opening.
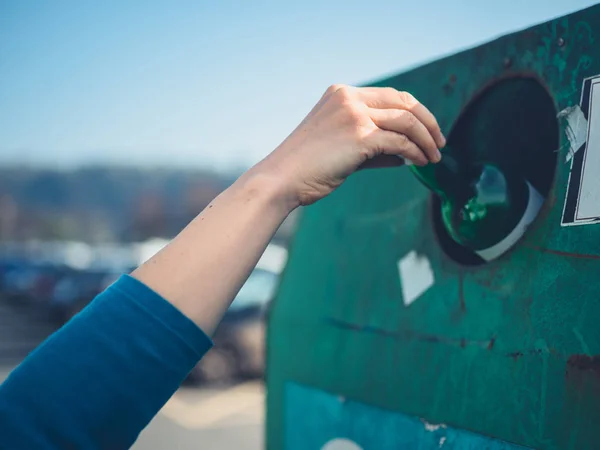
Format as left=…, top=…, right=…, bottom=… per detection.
left=433, top=76, right=559, bottom=266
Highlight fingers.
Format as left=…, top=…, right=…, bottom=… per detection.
left=369, top=108, right=441, bottom=163
left=358, top=87, right=446, bottom=148
left=366, top=129, right=429, bottom=166
left=319, top=84, right=444, bottom=167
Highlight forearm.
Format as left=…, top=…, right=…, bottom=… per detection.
left=132, top=168, right=295, bottom=335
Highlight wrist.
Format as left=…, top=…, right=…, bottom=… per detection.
left=235, top=166, right=300, bottom=217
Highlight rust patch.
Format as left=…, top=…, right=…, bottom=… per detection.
left=487, top=337, right=496, bottom=350
left=566, top=355, right=600, bottom=379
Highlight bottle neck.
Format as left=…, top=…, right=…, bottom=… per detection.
left=410, top=148, right=474, bottom=202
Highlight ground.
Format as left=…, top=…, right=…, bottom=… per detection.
left=134, top=381, right=264, bottom=450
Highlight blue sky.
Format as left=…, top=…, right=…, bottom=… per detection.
left=0, top=0, right=597, bottom=171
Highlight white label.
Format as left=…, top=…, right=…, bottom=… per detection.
left=562, top=74, right=600, bottom=226
left=398, top=250, right=434, bottom=306
left=576, top=77, right=600, bottom=219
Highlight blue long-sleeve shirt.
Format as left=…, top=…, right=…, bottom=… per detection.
left=0, top=274, right=213, bottom=449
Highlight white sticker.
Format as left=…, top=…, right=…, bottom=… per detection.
left=562, top=74, right=600, bottom=226
left=398, top=250, right=434, bottom=307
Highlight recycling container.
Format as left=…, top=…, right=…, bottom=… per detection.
left=267, top=5, right=600, bottom=449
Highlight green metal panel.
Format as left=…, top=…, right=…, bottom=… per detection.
left=267, top=5, right=600, bottom=450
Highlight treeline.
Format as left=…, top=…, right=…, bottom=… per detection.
left=0, top=166, right=239, bottom=243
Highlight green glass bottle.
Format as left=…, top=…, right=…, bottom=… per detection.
left=410, top=148, right=543, bottom=261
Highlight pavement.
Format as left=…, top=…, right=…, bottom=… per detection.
left=134, top=381, right=264, bottom=450
left=0, top=367, right=264, bottom=449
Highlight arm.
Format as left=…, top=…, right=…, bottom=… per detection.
left=131, top=171, right=292, bottom=336
left=132, top=85, right=445, bottom=335
left=0, top=85, right=444, bottom=449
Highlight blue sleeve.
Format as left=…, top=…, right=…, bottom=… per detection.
left=0, top=274, right=213, bottom=449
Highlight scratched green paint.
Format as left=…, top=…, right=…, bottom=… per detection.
left=267, top=5, right=600, bottom=450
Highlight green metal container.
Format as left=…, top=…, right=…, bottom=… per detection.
left=267, top=5, right=600, bottom=450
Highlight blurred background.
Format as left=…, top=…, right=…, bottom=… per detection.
left=0, top=1, right=597, bottom=448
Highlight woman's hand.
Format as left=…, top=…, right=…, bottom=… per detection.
left=253, top=84, right=446, bottom=207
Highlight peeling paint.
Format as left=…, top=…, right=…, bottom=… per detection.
left=422, top=419, right=447, bottom=432
left=558, top=105, right=588, bottom=162
left=439, top=436, right=447, bottom=448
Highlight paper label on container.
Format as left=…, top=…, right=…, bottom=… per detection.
left=562, top=74, right=600, bottom=226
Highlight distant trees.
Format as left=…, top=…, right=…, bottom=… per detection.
left=0, top=166, right=295, bottom=244
left=0, top=165, right=299, bottom=244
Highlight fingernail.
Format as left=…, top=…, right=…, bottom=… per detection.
left=434, top=149, right=442, bottom=162
left=439, top=134, right=447, bottom=148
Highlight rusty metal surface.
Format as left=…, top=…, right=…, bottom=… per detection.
left=267, top=5, right=600, bottom=450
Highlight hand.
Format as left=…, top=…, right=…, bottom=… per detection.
left=254, top=84, right=446, bottom=207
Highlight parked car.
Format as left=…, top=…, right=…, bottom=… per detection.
left=186, top=267, right=279, bottom=384
left=0, top=258, right=22, bottom=293
left=50, top=269, right=121, bottom=323
left=2, top=261, right=68, bottom=306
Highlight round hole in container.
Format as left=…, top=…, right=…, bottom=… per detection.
left=433, top=76, right=559, bottom=266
